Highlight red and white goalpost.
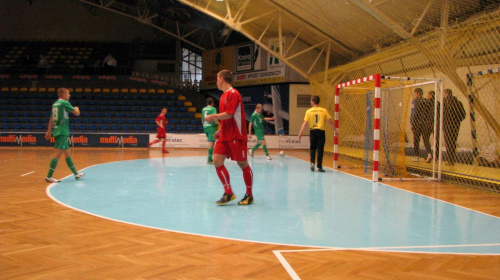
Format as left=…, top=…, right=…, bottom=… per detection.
left=334, top=75, right=442, bottom=182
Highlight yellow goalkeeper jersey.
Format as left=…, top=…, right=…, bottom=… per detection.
left=304, top=106, right=332, bottom=130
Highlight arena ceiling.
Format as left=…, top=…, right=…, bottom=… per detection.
left=79, top=0, right=499, bottom=79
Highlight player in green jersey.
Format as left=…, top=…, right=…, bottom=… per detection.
left=201, top=97, right=220, bottom=164
left=248, top=104, right=276, bottom=160
left=44, top=88, right=85, bottom=183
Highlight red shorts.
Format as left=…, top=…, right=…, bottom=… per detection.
left=214, top=139, right=248, bottom=161
left=156, top=128, right=166, bottom=139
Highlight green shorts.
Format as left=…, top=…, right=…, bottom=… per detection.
left=255, top=130, right=265, bottom=141
left=54, top=135, right=70, bottom=150
left=204, top=126, right=217, bottom=142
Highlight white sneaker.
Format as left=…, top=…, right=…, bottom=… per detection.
left=248, top=149, right=253, bottom=157
left=266, top=156, right=272, bottom=160
left=412, top=157, right=419, bottom=162
left=45, top=177, right=61, bottom=183
left=75, top=172, right=85, bottom=179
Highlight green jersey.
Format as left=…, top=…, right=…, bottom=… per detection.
left=51, top=99, right=75, bottom=137
left=201, top=106, right=217, bottom=128
left=250, top=111, right=265, bottom=132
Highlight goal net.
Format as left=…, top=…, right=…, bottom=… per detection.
left=466, top=69, right=500, bottom=176
left=334, top=75, right=442, bottom=182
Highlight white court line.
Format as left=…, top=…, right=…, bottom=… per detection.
left=274, top=243, right=500, bottom=279
left=273, top=251, right=301, bottom=280
left=20, top=171, right=35, bottom=177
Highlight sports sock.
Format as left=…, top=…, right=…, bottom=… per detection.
left=208, top=148, right=214, bottom=161
left=242, top=165, right=253, bottom=196
left=263, top=145, right=269, bottom=156
left=162, top=140, right=166, bottom=149
left=216, top=165, right=232, bottom=195
left=65, top=157, right=78, bottom=175
left=47, top=158, right=58, bottom=178
left=149, top=139, right=160, bottom=145
left=252, top=143, right=261, bottom=151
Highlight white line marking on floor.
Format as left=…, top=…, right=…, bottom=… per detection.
left=20, top=171, right=35, bottom=177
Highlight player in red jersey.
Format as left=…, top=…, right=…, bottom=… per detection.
left=204, top=70, right=254, bottom=205
left=148, top=107, right=169, bottom=153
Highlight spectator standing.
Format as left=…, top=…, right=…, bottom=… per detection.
left=410, top=88, right=433, bottom=162
left=443, top=89, right=466, bottom=165
left=102, top=54, right=117, bottom=74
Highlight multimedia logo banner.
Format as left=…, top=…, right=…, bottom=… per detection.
left=0, top=133, right=148, bottom=147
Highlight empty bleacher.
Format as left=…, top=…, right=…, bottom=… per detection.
left=0, top=87, right=203, bottom=134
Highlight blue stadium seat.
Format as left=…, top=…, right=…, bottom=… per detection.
left=114, top=112, right=123, bottom=118
left=105, top=119, right=114, bottom=124
left=148, top=119, right=156, bottom=124
left=166, top=125, right=173, bottom=131
left=95, top=119, right=103, bottom=124
left=137, top=119, right=145, bottom=125
left=175, top=125, right=184, bottom=132
left=169, top=107, right=177, bottom=112
left=85, top=118, right=94, bottom=124
left=176, top=112, right=184, bottom=118
left=1, top=111, right=9, bottom=117
left=109, top=124, right=119, bottom=132
left=126, top=119, right=136, bottom=124
left=104, top=112, right=113, bottom=118
left=69, top=124, right=76, bottom=130
left=142, top=124, right=151, bottom=131
left=94, top=112, right=103, bottom=118
left=169, top=119, right=177, bottom=124
left=116, top=119, right=124, bottom=124
left=131, top=125, right=140, bottom=132
left=185, top=125, right=194, bottom=131
left=77, top=124, right=87, bottom=131
left=12, top=124, right=22, bottom=130
left=34, top=124, right=43, bottom=131
left=1, top=124, right=10, bottom=130
left=120, top=124, right=129, bottom=131
left=88, top=124, right=97, bottom=132
left=178, top=107, right=187, bottom=112
left=179, top=119, right=187, bottom=125
left=189, top=119, right=199, bottom=125
left=98, top=124, right=107, bottom=131
left=135, top=112, right=144, bottom=118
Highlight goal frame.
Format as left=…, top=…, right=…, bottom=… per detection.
left=334, top=74, right=443, bottom=182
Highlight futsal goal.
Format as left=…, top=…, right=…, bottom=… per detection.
left=334, top=74, right=443, bottom=182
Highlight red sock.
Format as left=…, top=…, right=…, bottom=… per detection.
left=148, top=139, right=160, bottom=146
left=216, top=165, right=232, bottom=195
left=162, top=140, right=166, bottom=149
left=242, top=165, right=253, bottom=197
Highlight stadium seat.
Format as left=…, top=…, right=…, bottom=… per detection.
left=98, top=124, right=107, bottom=131
left=166, top=89, right=174, bottom=94
left=131, top=125, right=141, bottom=132
left=169, top=119, right=177, bottom=124
left=142, top=124, right=151, bottom=131
left=1, top=124, right=10, bottom=130
left=137, top=119, right=146, bottom=125
left=178, top=95, right=186, bottom=101
left=77, top=124, right=86, bottom=131
left=88, top=124, right=97, bottom=132
left=105, top=119, right=114, bottom=124
left=147, top=89, right=156, bottom=94
left=184, top=101, right=192, bottom=107
left=109, top=124, right=119, bottom=132
left=157, top=89, right=165, bottom=94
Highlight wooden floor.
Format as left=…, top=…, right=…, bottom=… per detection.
left=2, top=147, right=500, bottom=279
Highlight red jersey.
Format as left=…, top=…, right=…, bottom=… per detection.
left=218, top=87, right=247, bottom=141
left=156, top=113, right=166, bottom=128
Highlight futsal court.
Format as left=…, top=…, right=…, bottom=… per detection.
left=3, top=147, right=500, bottom=279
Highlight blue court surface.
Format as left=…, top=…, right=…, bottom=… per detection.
left=47, top=155, right=500, bottom=254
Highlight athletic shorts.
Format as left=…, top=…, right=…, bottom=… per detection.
left=156, top=128, right=166, bottom=139
left=54, top=135, right=69, bottom=150
left=204, top=126, right=217, bottom=142
left=254, top=129, right=265, bottom=141
left=214, top=139, right=248, bottom=161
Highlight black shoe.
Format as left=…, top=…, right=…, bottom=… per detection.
left=238, top=194, right=254, bottom=205
left=216, top=193, right=236, bottom=205
left=317, top=168, right=325, bottom=172
left=310, top=163, right=315, bottom=172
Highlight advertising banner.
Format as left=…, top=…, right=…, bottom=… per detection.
left=202, top=46, right=234, bottom=89
left=236, top=43, right=253, bottom=72
left=0, top=133, right=149, bottom=147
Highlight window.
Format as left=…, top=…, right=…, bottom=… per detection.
left=181, top=48, right=202, bottom=83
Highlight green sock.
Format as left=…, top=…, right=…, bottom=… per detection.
left=263, top=145, right=269, bottom=156
left=208, top=148, right=214, bottom=161
left=252, top=143, right=261, bottom=151
left=47, top=158, right=58, bottom=178
left=65, top=157, right=78, bottom=175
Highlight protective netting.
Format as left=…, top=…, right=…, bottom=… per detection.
left=309, top=8, right=500, bottom=191
left=337, top=78, right=440, bottom=180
